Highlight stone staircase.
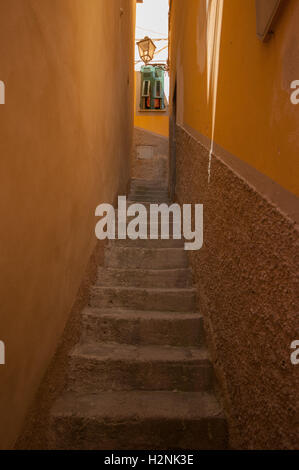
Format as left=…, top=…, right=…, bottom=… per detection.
left=49, top=178, right=228, bottom=450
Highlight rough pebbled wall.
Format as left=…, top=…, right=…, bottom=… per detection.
left=175, top=124, right=299, bottom=450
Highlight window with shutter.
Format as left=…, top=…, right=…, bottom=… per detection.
left=142, top=80, right=150, bottom=97
left=156, top=81, right=162, bottom=98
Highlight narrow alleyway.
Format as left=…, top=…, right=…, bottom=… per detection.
left=0, top=0, right=297, bottom=453
left=48, top=175, right=228, bottom=450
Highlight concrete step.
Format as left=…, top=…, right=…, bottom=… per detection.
left=127, top=200, right=174, bottom=208
left=49, top=391, right=228, bottom=450
left=90, top=286, right=197, bottom=312
left=129, top=196, right=170, bottom=204
left=115, top=227, right=183, bottom=241
left=96, top=267, right=192, bottom=288
left=130, top=188, right=169, bottom=195
left=68, top=342, right=213, bottom=393
left=130, top=178, right=168, bottom=190
left=127, top=200, right=168, bottom=207
left=116, top=208, right=181, bottom=222
left=104, top=247, right=188, bottom=270
left=108, top=238, right=184, bottom=249
left=130, top=186, right=168, bottom=194
left=115, top=218, right=182, bottom=241
left=129, top=196, right=170, bottom=203
left=81, top=308, right=204, bottom=346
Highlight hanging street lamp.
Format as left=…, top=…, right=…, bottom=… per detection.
left=137, top=36, right=156, bottom=65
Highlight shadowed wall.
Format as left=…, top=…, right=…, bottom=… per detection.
left=0, top=0, right=135, bottom=449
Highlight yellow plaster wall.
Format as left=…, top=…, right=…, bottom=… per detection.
left=0, top=0, right=135, bottom=449
left=170, top=0, right=299, bottom=195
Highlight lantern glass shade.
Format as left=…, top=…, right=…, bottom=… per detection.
left=137, top=37, right=156, bottom=64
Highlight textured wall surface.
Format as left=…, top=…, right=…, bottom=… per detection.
left=175, top=124, right=299, bottom=450
left=0, top=0, right=135, bottom=449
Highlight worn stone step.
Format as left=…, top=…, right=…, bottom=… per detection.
left=116, top=208, right=181, bottom=223
left=96, top=267, right=192, bottom=288
left=108, top=238, right=184, bottom=249
left=81, top=308, right=204, bottom=347
left=115, top=226, right=183, bottom=241
left=130, top=178, right=168, bottom=190
left=127, top=199, right=173, bottom=208
left=129, top=197, right=170, bottom=205
left=129, top=189, right=168, bottom=194
left=68, top=342, right=212, bottom=393
left=114, top=202, right=185, bottom=243
left=129, top=196, right=170, bottom=203
left=131, top=176, right=167, bottom=184
left=105, top=247, right=188, bottom=270
left=131, top=179, right=167, bottom=186
left=127, top=200, right=167, bottom=207
left=130, top=187, right=168, bottom=195
left=90, top=286, right=197, bottom=312
left=130, top=188, right=169, bottom=195
left=49, top=391, right=228, bottom=450
left=115, top=220, right=182, bottom=241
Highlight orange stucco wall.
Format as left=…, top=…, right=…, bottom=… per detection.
left=170, top=0, right=299, bottom=195
left=134, top=71, right=169, bottom=137
left=0, top=0, right=135, bottom=449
